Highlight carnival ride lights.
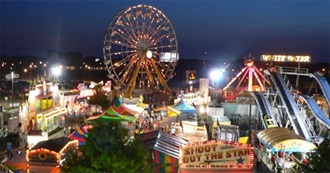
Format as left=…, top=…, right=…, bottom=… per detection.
left=103, top=4, right=178, bottom=97
left=223, top=59, right=270, bottom=92
left=26, top=140, right=78, bottom=164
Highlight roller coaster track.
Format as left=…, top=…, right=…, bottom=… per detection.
left=264, top=70, right=313, bottom=141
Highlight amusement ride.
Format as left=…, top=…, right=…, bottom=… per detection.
left=222, top=58, right=270, bottom=102
left=103, top=4, right=179, bottom=98
left=220, top=56, right=329, bottom=144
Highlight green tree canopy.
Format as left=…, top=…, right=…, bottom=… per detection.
left=298, top=137, right=330, bottom=173
left=61, top=121, right=154, bottom=173
left=87, top=84, right=110, bottom=110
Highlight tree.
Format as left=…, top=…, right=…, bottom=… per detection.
left=87, top=84, right=110, bottom=110
left=298, top=137, right=330, bottom=172
left=61, top=121, right=154, bottom=173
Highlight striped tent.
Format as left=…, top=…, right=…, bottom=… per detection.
left=68, top=125, right=89, bottom=146
left=153, top=150, right=178, bottom=173
left=112, top=97, right=139, bottom=116
left=139, top=130, right=189, bottom=173
left=172, top=99, right=196, bottom=113
left=86, top=106, right=135, bottom=123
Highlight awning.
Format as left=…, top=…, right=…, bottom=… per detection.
left=136, top=102, right=149, bottom=109
left=257, top=127, right=316, bottom=152
left=153, top=106, right=181, bottom=117
left=85, top=106, right=135, bottom=123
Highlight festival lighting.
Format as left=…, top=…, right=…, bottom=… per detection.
left=223, top=59, right=270, bottom=92
left=179, top=140, right=254, bottom=170
left=52, top=66, right=61, bottom=76
left=146, top=50, right=152, bottom=58
left=26, top=140, right=78, bottom=164
left=210, top=69, right=223, bottom=83
left=52, top=65, right=62, bottom=82
left=260, top=54, right=311, bottom=62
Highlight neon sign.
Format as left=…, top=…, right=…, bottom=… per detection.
left=261, top=55, right=311, bottom=62
left=179, top=140, right=254, bottom=169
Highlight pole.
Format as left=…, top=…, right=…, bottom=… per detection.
left=11, top=72, right=14, bottom=109
left=295, top=62, right=300, bottom=89
left=214, top=80, right=218, bottom=107
left=248, top=97, right=252, bottom=144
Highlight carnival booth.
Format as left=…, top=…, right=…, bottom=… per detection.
left=68, top=125, right=91, bottom=146
left=172, top=99, right=197, bottom=121
left=257, top=127, right=316, bottom=153
left=112, top=97, right=139, bottom=116
left=179, top=140, right=254, bottom=173
left=153, top=106, right=182, bottom=117
left=139, top=130, right=189, bottom=173
left=256, top=127, right=317, bottom=172
left=86, top=105, right=136, bottom=123
left=27, top=137, right=78, bottom=165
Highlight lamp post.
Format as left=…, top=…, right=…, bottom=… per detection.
left=210, top=69, right=223, bottom=107
left=29, top=63, right=37, bottom=79
left=11, top=71, right=14, bottom=109
left=199, top=103, right=209, bottom=124
left=52, top=66, right=62, bottom=82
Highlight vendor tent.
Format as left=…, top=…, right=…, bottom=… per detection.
left=257, top=127, right=316, bottom=152
left=153, top=106, right=181, bottom=117
left=68, top=125, right=90, bottom=146
left=86, top=106, right=135, bottom=122
left=112, top=97, right=139, bottom=116
left=172, top=99, right=196, bottom=114
left=138, top=130, right=189, bottom=173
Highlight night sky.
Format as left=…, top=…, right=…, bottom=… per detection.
left=1, top=0, right=329, bottom=64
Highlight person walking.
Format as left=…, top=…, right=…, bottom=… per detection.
left=271, top=154, right=276, bottom=172
left=277, top=155, right=285, bottom=173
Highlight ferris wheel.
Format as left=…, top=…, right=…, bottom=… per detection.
left=103, top=4, right=179, bottom=97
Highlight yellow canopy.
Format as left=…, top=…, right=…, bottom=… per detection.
left=257, top=127, right=316, bottom=152
left=153, top=106, right=181, bottom=117
left=136, top=102, right=149, bottom=108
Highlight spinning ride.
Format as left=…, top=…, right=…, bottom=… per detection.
left=224, top=59, right=270, bottom=92
left=223, top=58, right=270, bottom=101
left=103, top=4, right=179, bottom=97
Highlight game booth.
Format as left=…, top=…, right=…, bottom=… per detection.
left=139, top=130, right=254, bottom=173
left=27, top=137, right=78, bottom=165
left=257, top=127, right=316, bottom=153
left=178, top=140, right=254, bottom=173
left=139, top=130, right=189, bottom=173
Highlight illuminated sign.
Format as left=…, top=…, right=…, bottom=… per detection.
left=179, top=140, right=253, bottom=169
left=260, top=55, right=311, bottom=62
left=160, top=52, right=179, bottom=62
left=189, top=73, right=195, bottom=80
left=186, top=70, right=196, bottom=84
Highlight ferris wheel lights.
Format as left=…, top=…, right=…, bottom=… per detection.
left=146, top=50, right=152, bottom=58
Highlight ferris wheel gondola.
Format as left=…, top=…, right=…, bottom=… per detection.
left=103, top=4, right=178, bottom=97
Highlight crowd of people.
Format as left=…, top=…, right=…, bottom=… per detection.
left=134, top=110, right=171, bottom=134
left=269, top=152, right=299, bottom=173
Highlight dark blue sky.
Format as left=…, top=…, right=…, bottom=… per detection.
left=1, top=0, right=329, bottom=63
